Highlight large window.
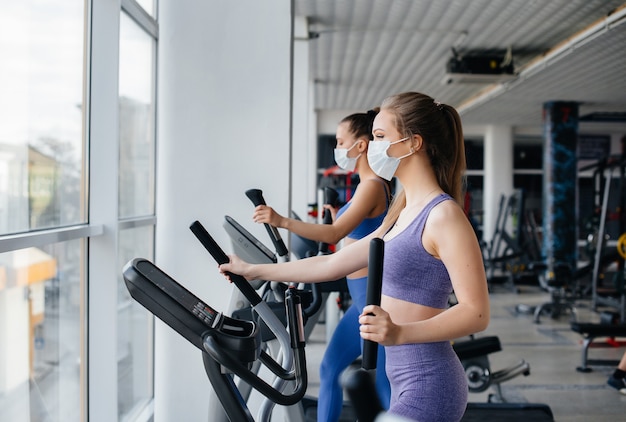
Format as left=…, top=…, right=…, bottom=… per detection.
left=0, top=241, right=84, bottom=421
left=0, top=3, right=86, bottom=235
left=0, top=1, right=158, bottom=421
left=117, top=225, right=155, bottom=420
left=0, top=2, right=87, bottom=421
left=119, top=11, right=156, bottom=220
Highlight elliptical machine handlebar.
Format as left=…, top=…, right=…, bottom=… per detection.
left=190, top=220, right=263, bottom=307
left=343, top=237, right=385, bottom=422
left=245, top=189, right=289, bottom=258
left=187, top=222, right=308, bottom=405
left=318, top=186, right=340, bottom=254
left=243, top=187, right=341, bottom=319
left=362, top=237, right=384, bottom=370
left=192, top=219, right=309, bottom=420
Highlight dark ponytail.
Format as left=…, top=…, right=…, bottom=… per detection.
left=341, top=107, right=381, bottom=140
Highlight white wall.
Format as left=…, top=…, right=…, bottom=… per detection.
left=317, top=109, right=361, bottom=135
left=156, top=1, right=292, bottom=420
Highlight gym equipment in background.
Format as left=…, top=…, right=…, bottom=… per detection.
left=453, top=335, right=530, bottom=403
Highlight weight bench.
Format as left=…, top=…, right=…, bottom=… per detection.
left=570, top=322, right=626, bottom=372
left=453, top=336, right=530, bottom=402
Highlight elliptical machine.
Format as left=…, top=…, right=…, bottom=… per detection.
left=191, top=219, right=309, bottom=421
left=221, top=188, right=351, bottom=421
left=122, top=225, right=308, bottom=421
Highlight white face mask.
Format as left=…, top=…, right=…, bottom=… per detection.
left=334, top=140, right=362, bottom=172
left=367, top=137, right=412, bottom=181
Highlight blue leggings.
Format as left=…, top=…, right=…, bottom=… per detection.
left=317, top=276, right=391, bottom=422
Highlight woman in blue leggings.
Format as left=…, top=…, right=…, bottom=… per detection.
left=224, top=92, right=490, bottom=421
left=253, top=109, right=391, bottom=421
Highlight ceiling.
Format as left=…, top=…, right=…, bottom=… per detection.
left=295, top=0, right=626, bottom=128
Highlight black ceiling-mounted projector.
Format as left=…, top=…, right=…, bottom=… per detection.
left=447, top=54, right=514, bottom=75
left=444, top=49, right=516, bottom=84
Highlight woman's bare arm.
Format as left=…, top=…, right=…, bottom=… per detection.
left=219, top=230, right=381, bottom=284
left=254, top=178, right=386, bottom=244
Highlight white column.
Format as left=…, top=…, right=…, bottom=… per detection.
left=292, top=16, right=314, bottom=221
left=483, top=125, right=514, bottom=243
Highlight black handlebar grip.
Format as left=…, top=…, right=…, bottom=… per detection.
left=324, top=186, right=339, bottom=207
left=245, top=188, right=267, bottom=206
left=318, top=187, right=340, bottom=254
left=245, top=189, right=289, bottom=257
left=322, top=187, right=339, bottom=225
left=362, top=237, right=384, bottom=370
left=189, top=220, right=262, bottom=306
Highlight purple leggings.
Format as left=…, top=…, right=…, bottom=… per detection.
left=385, top=341, right=468, bottom=421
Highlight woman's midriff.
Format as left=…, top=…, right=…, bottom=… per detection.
left=381, top=295, right=444, bottom=323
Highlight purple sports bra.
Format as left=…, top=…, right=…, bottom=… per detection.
left=381, top=193, right=453, bottom=308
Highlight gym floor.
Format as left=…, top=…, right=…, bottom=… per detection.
left=305, top=284, right=626, bottom=422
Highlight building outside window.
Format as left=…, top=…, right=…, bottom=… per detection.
left=0, top=1, right=158, bottom=421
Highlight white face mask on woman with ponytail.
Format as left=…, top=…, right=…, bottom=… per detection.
left=334, top=140, right=362, bottom=172
left=367, top=137, right=414, bottom=181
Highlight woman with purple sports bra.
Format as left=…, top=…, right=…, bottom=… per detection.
left=252, top=110, right=392, bottom=421
left=219, top=92, right=490, bottom=422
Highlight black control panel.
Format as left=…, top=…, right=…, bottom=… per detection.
left=135, top=259, right=219, bottom=327
left=123, top=258, right=258, bottom=357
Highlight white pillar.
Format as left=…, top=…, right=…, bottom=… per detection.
left=292, top=16, right=315, bottom=221
left=483, top=125, right=514, bottom=243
